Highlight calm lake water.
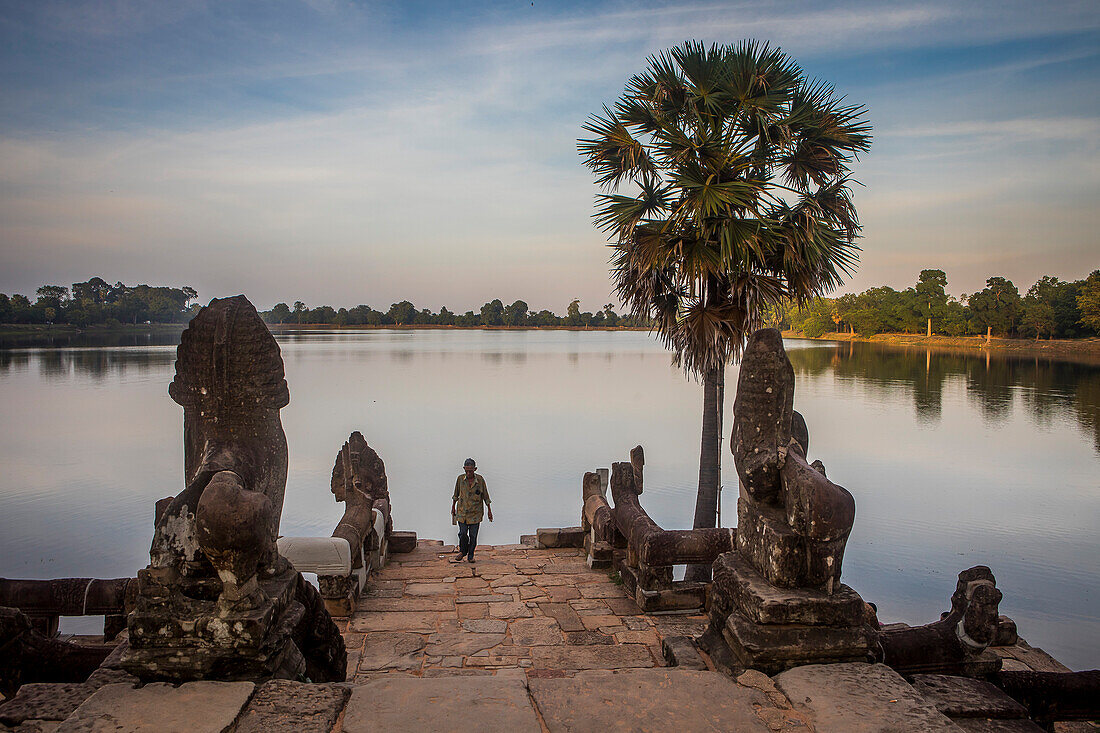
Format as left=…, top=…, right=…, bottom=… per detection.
left=0, top=329, right=1096, bottom=669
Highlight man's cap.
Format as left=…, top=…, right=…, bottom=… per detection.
left=464, top=458, right=476, bottom=467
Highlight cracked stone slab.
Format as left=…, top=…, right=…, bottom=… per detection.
left=343, top=677, right=540, bottom=732
left=509, top=617, right=563, bottom=646
left=529, top=669, right=776, bottom=732
left=0, top=684, right=96, bottom=725
left=424, top=631, right=506, bottom=657
left=774, top=663, right=962, bottom=733
left=234, top=681, right=350, bottom=733
left=910, top=675, right=1028, bottom=720
left=56, top=681, right=255, bottom=733
left=358, top=632, right=426, bottom=671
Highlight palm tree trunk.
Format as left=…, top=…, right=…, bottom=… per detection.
left=686, top=366, right=720, bottom=582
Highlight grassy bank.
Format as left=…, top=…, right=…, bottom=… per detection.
left=783, top=330, right=1100, bottom=360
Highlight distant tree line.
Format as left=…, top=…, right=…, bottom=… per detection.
left=780, top=269, right=1100, bottom=339
left=0, top=277, right=197, bottom=326
left=259, top=298, right=650, bottom=328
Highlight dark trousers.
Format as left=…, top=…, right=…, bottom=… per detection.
left=457, top=521, right=480, bottom=560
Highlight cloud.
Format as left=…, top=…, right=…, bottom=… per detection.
left=0, top=0, right=1097, bottom=309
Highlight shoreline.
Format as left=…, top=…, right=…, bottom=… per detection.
left=0, top=323, right=650, bottom=337
left=783, top=330, right=1100, bottom=362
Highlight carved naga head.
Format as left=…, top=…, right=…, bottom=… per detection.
left=331, top=431, right=388, bottom=507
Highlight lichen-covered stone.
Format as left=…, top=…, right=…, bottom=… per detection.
left=234, top=680, right=350, bottom=733
left=0, top=684, right=95, bottom=725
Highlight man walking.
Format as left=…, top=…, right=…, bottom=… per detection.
left=451, top=458, right=492, bottom=563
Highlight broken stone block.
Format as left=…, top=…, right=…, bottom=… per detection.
left=661, top=636, right=707, bottom=671
left=773, top=663, right=959, bottom=732
left=909, top=674, right=1027, bottom=719
left=388, top=531, right=418, bottom=554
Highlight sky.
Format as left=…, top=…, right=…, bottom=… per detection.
left=1, top=0, right=1098, bottom=313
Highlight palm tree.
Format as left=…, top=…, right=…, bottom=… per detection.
left=579, top=41, right=871, bottom=578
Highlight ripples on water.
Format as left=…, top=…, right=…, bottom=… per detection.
left=0, top=330, right=1096, bottom=669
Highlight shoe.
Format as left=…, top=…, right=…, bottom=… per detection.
left=467, top=557, right=476, bottom=563
left=449, top=553, right=465, bottom=563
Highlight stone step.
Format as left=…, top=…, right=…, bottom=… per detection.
left=342, top=676, right=539, bottom=732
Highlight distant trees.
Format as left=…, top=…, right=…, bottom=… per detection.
left=248, top=297, right=644, bottom=329
left=479, top=299, right=504, bottom=326
left=1075, top=271, right=1100, bottom=332
left=502, top=300, right=528, bottom=326
left=969, top=277, right=1022, bottom=338
left=916, top=269, right=948, bottom=336
left=0, top=278, right=195, bottom=326
left=783, top=269, right=1099, bottom=339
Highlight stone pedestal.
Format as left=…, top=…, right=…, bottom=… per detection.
left=706, top=552, right=874, bottom=674
left=121, top=564, right=308, bottom=682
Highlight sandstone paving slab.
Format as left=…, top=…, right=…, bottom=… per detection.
left=234, top=680, right=349, bottom=733
left=613, top=629, right=659, bottom=645
left=570, top=599, right=609, bottom=611
left=518, top=586, right=549, bottom=600
left=910, top=675, right=1028, bottom=719
left=532, top=574, right=585, bottom=587
left=0, top=684, right=97, bottom=725
left=538, top=603, right=585, bottom=632
left=421, top=668, right=493, bottom=677
left=773, top=663, right=962, bottom=733
left=951, top=719, right=1045, bottom=732
left=358, top=631, right=426, bottom=671
left=604, top=597, right=643, bottom=615
left=563, top=631, right=614, bottom=645
left=510, top=617, right=563, bottom=646
left=464, top=654, right=521, bottom=668
left=456, top=603, right=488, bottom=619
left=350, top=611, right=446, bottom=632
left=542, top=586, right=580, bottom=602
left=490, top=575, right=533, bottom=587
left=489, top=602, right=533, bottom=618
left=577, top=584, right=626, bottom=599
left=424, top=631, right=506, bottom=656
left=580, top=614, right=621, bottom=630
left=531, top=644, right=655, bottom=670
left=357, top=596, right=455, bottom=612
left=454, top=593, right=512, bottom=604
left=56, top=681, right=255, bottom=733
left=405, top=582, right=455, bottom=596
left=538, top=563, right=592, bottom=575
left=343, top=677, right=540, bottom=732
left=387, top=565, right=472, bottom=580
left=461, top=619, right=509, bottom=633
left=529, top=669, right=777, bottom=732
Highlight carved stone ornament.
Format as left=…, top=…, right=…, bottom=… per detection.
left=121, top=295, right=344, bottom=683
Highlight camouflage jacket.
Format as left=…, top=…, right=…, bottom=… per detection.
left=453, top=473, right=491, bottom=524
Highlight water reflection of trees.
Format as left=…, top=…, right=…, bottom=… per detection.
left=787, top=343, right=1100, bottom=451
left=0, top=349, right=175, bottom=381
